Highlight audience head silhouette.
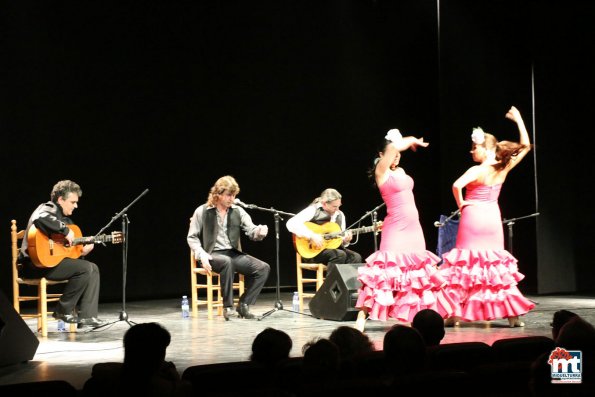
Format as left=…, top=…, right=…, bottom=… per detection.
left=550, top=309, right=578, bottom=340
left=383, top=325, right=426, bottom=373
left=555, top=315, right=595, bottom=353
left=83, top=322, right=182, bottom=397
left=250, top=327, right=292, bottom=367
left=411, top=309, right=445, bottom=346
left=329, top=325, right=375, bottom=362
left=302, top=338, right=340, bottom=380
left=123, top=322, right=171, bottom=375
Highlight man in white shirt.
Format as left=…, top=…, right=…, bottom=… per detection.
left=287, top=188, right=362, bottom=275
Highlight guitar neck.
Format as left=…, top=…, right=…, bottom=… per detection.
left=351, top=225, right=378, bottom=234
left=325, top=223, right=380, bottom=239
left=72, top=235, right=112, bottom=245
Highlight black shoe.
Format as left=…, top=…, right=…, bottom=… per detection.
left=52, top=311, right=79, bottom=324
left=223, top=307, right=235, bottom=321
left=236, top=303, right=255, bottom=319
left=78, top=317, right=107, bottom=328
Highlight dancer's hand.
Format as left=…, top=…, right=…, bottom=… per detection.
left=505, top=106, right=522, bottom=123
left=409, top=137, right=429, bottom=152
left=459, top=200, right=471, bottom=210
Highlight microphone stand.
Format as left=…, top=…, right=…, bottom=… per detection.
left=502, top=212, right=540, bottom=256
left=434, top=209, right=461, bottom=228
left=237, top=202, right=297, bottom=320
left=348, top=202, right=385, bottom=251
left=96, top=188, right=149, bottom=327
left=503, top=212, right=541, bottom=306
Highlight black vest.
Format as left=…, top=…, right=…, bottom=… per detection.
left=310, top=206, right=343, bottom=227
left=201, top=206, right=242, bottom=253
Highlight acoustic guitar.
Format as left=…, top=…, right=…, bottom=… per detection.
left=27, top=224, right=123, bottom=268
left=293, top=221, right=382, bottom=259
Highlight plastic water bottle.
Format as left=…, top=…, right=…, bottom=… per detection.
left=292, top=292, right=300, bottom=312
left=181, top=295, right=190, bottom=318
left=57, top=319, right=66, bottom=332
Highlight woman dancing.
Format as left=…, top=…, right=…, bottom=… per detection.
left=441, top=106, right=535, bottom=327
left=355, top=129, right=457, bottom=332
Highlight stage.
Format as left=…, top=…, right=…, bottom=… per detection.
left=1, top=291, right=594, bottom=390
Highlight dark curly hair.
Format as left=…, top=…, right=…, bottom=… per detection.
left=50, top=180, right=82, bottom=202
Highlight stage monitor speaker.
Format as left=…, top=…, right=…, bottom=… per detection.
left=308, top=263, right=363, bottom=321
left=0, top=289, right=39, bottom=367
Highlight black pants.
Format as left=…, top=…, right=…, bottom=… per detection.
left=305, top=248, right=363, bottom=275
left=22, top=257, right=101, bottom=318
left=209, top=249, right=270, bottom=307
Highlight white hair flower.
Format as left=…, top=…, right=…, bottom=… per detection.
left=471, top=127, right=485, bottom=145
left=384, top=128, right=403, bottom=143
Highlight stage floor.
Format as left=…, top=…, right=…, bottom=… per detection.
left=1, top=291, right=594, bottom=390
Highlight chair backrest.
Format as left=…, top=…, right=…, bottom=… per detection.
left=182, top=361, right=265, bottom=393
left=392, top=369, right=474, bottom=394
left=491, top=336, right=555, bottom=363
left=427, top=342, right=493, bottom=371
left=0, top=380, right=77, bottom=396
left=11, top=219, right=25, bottom=308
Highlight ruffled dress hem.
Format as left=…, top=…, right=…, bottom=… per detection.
left=440, top=248, right=535, bottom=321
left=356, top=250, right=458, bottom=322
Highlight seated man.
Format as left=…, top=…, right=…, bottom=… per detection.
left=187, top=175, right=270, bottom=320
left=287, top=188, right=362, bottom=275
left=19, top=180, right=105, bottom=327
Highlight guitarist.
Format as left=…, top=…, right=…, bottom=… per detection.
left=286, top=188, right=362, bottom=275
left=19, top=180, right=105, bottom=328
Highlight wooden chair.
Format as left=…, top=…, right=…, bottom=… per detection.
left=491, top=336, right=555, bottom=363
left=295, top=252, right=327, bottom=312
left=182, top=361, right=266, bottom=395
left=189, top=250, right=245, bottom=320
left=11, top=220, right=75, bottom=337
left=427, top=341, right=494, bottom=371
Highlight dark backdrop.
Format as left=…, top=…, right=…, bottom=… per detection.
left=2, top=1, right=593, bottom=304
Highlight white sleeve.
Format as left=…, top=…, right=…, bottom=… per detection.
left=286, top=205, right=317, bottom=239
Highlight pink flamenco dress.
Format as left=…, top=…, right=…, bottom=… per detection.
left=356, top=171, right=458, bottom=322
left=440, top=182, right=535, bottom=321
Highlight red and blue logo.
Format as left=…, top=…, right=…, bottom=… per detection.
left=548, top=347, right=582, bottom=384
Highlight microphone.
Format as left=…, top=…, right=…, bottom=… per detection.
left=233, top=198, right=254, bottom=209
left=434, top=221, right=444, bottom=228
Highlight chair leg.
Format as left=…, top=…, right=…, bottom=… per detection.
left=316, top=266, right=324, bottom=291
left=13, top=285, right=20, bottom=314
left=216, top=274, right=223, bottom=316
left=40, top=278, right=48, bottom=337
left=69, top=322, right=77, bottom=332
left=206, top=273, right=214, bottom=320
left=190, top=271, right=198, bottom=317
left=297, top=267, right=304, bottom=313
left=239, top=274, right=245, bottom=296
